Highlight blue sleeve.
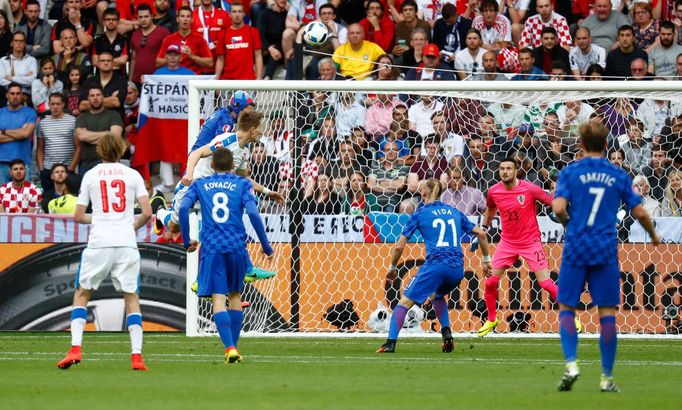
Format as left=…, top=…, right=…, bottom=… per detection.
left=246, top=200, right=273, bottom=256
left=621, top=172, right=643, bottom=210
left=242, top=179, right=257, bottom=206
left=554, top=167, right=572, bottom=201
left=214, top=115, right=234, bottom=137
left=460, top=213, right=476, bottom=234
left=179, top=183, right=199, bottom=249
left=401, top=211, right=420, bottom=239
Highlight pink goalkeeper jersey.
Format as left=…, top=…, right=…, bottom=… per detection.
left=486, top=179, right=553, bottom=245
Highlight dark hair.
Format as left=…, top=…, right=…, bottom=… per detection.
left=366, top=0, right=384, bottom=12
left=480, top=0, right=499, bottom=12
left=9, top=158, right=25, bottom=167
left=64, top=65, right=82, bottom=88
left=467, top=28, right=482, bottom=40
left=97, top=51, right=114, bottom=60
left=137, top=3, right=153, bottom=14
left=64, top=174, right=81, bottom=195
left=12, top=31, right=26, bottom=42
left=551, top=60, right=569, bottom=73
left=500, top=156, right=518, bottom=169
left=25, top=0, right=41, bottom=8
left=50, top=163, right=68, bottom=174
left=618, top=24, right=635, bottom=36
left=103, top=8, right=120, bottom=19
left=0, top=10, right=9, bottom=34
left=541, top=26, right=558, bottom=37
left=319, top=3, right=336, bottom=14
left=660, top=20, right=676, bottom=32
left=39, top=56, right=54, bottom=69
left=581, top=122, right=609, bottom=153
left=518, top=47, right=533, bottom=56
left=48, top=92, right=65, bottom=103
left=177, top=5, right=193, bottom=15
left=441, top=3, right=456, bottom=19
left=212, top=147, right=234, bottom=172
left=88, top=84, right=104, bottom=95
left=626, top=117, right=644, bottom=131
left=401, top=0, right=417, bottom=11
left=585, top=63, right=605, bottom=77
left=607, top=147, right=626, bottom=160
left=6, top=81, right=22, bottom=93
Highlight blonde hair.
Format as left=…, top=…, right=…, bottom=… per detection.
left=423, top=178, right=444, bottom=202
left=96, top=133, right=126, bottom=162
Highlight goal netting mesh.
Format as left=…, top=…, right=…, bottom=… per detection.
left=186, top=81, right=682, bottom=337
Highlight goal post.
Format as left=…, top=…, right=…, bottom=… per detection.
left=186, top=80, right=682, bottom=338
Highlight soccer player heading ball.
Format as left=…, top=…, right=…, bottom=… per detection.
left=377, top=178, right=492, bottom=354
left=57, top=134, right=152, bottom=371
left=477, top=157, right=578, bottom=337
left=179, top=148, right=274, bottom=364
left=553, top=121, right=660, bottom=392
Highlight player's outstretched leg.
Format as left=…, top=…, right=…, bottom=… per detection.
left=57, top=306, right=87, bottom=369
left=432, top=297, right=453, bottom=353
left=227, top=292, right=245, bottom=348
left=599, top=315, right=619, bottom=392
left=558, top=309, right=580, bottom=391
left=478, top=275, right=500, bottom=337
left=127, top=313, right=147, bottom=371
left=244, top=266, right=277, bottom=283
left=538, top=270, right=583, bottom=332
left=377, top=304, right=409, bottom=353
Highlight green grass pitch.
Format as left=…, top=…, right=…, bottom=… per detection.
left=1, top=333, right=680, bottom=410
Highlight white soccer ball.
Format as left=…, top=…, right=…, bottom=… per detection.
left=367, top=303, right=390, bottom=332
left=303, top=21, right=329, bottom=46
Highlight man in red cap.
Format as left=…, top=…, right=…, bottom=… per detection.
left=405, top=43, right=456, bottom=81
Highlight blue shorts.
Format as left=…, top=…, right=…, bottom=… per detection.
left=557, top=260, right=621, bottom=308
left=403, top=263, right=464, bottom=304
left=197, top=251, right=250, bottom=297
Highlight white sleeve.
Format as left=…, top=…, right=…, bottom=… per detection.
left=133, top=171, right=148, bottom=200
left=568, top=48, right=579, bottom=70
left=76, top=173, right=91, bottom=206
left=596, top=46, right=607, bottom=69
left=454, top=51, right=465, bottom=70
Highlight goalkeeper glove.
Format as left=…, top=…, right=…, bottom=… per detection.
left=469, top=237, right=479, bottom=253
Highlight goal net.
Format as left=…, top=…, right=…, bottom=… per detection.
left=186, top=80, right=682, bottom=337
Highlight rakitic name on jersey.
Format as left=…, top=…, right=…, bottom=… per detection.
left=203, top=181, right=238, bottom=191
left=579, top=172, right=616, bottom=186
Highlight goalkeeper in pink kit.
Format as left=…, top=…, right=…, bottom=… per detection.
left=477, top=157, right=579, bottom=336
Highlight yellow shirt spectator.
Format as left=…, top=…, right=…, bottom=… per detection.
left=48, top=194, right=78, bottom=214
left=332, top=40, right=385, bottom=80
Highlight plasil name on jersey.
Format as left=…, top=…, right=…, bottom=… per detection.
left=579, top=172, right=615, bottom=186
left=98, top=168, right=124, bottom=176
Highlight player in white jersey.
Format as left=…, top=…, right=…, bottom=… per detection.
left=57, top=134, right=152, bottom=371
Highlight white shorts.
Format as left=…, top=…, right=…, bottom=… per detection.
left=170, top=183, right=189, bottom=225
left=77, top=247, right=141, bottom=293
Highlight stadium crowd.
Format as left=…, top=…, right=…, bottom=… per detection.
left=1, top=0, right=682, bottom=218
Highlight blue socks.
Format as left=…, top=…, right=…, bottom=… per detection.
left=431, top=298, right=450, bottom=328
left=228, top=310, right=243, bottom=347
left=388, top=305, right=408, bottom=341
left=559, top=310, right=578, bottom=362
left=599, top=316, right=617, bottom=377
left=213, top=311, right=234, bottom=349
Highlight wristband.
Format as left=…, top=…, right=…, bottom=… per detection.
left=75, top=25, right=83, bottom=30
left=482, top=255, right=491, bottom=263
left=262, top=188, right=271, bottom=196
left=388, top=264, right=397, bottom=271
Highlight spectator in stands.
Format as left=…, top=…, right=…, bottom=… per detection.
left=51, top=0, right=95, bottom=54
left=317, top=57, right=345, bottom=80
left=620, top=118, right=652, bottom=175
left=549, top=60, right=573, bottom=80
left=608, top=147, right=632, bottom=175
left=519, top=0, right=571, bottom=51
left=649, top=21, right=682, bottom=77
left=358, top=0, right=394, bottom=53
left=441, top=166, right=486, bottom=216
left=303, top=172, right=341, bottom=215
left=400, top=28, right=428, bottom=73
left=32, top=58, right=63, bottom=116
left=332, top=23, right=384, bottom=80
left=250, top=141, right=280, bottom=193
left=513, top=149, right=544, bottom=186
left=63, top=66, right=83, bottom=116
left=542, top=110, right=575, bottom=150
left=629, top=58, right=652, bottom=79
left=215, top=3, right=263, bottom=80
left=75, top=85, right=124, bottom=175
left=376, top=103, right=420, bottom=162
left=328, top=140, right=368, bottom=193
left=430, top=110, right=465, bottom=168
left=405, top=43, right=455, bottom=81
left=93, top=9, right=128, bottom=77
left=308, top=116, right=339, bottom=166
left=602, top=97, right=637, bottom=138
left=192, top=0, right=230, bottom=61
left=334, top=92, right=366, bottom=139
left=475, top=113, right=503, bottom=146
left=17, top=0, right=51, bottom=60
left=342, top=171, right=376, bottom=215
left=469, top=50, right=506, bottom=81
left=570, top=27, right=607, bottom=80
left=130, top=4, right=170, bottom=85
left=0, top=158, right=41, bottom=213
left=261, top=110, right=290, bottom=161
left=464, top=134, right=496, bottom=192
left=349, top=125, right=376, bottom=169
left=637, top=95, right=682, bottom=137
left=409, top=94, right=444, bottom=137
left=153, top=0, right=176, bottom=33
left=47, top=173, right=80, bottom=214
left=633, top=174, right=662, bottom=216
left=632, top=2, right=660, bottom=52
left=538, top=124, right=572, bottom=183
left=281, top=0, right=328, bottom=61
left=258, top=0, right=287, bottom=80
left=401, top=136, right=449, bottom=213
left=304, top=4, right=348, bottom=80
left=0, top=83, right=37, bottom=185
left=0, top=31, right=37, bottom=95
left=445, top=97, right=488, bottom=137
left=606, top=25, right=650, bottom=78
left=643, top=148, right=672, bottom=200
left=557, top=99, right=596, bottom=135
left=658, top=112, right=682, bottom=155
left=432, top=3, right=472, bottom=67
left=531, top=26, right=570, bottom=74
left=661, top=169, right=682, bottom=216
left=393, top=0, right=430, bottom=62
left=512, top=47, right=546, bottom=80
left=153, top=44, right=194, bottom=75
left=156, top=6, right=213, bottom=75
left=365, top=92, right=402, bottom=139
left=472, top=0, right=511, bottom=53
left=580, top=0, right=629, bottom=51
left=455, top=28, right=485, bottom=80
left=40, top=163, right=68, bottom=212
left=487, top=101, right=525, bottom=139
left=52, top=28, right=92, bottom=82
left=9, top=0, right=25, bottom=27
left=79, top=52, right=127, bottom=120
left=123, top=81, right=139, bottom=148
left=367, top=140, right=408, bottom=212
left=0, top=10, right=11, bottom=59
left=586, top=63, right=606, bottom=80
left=370, top=54, right=402, bottom=80
left=505, top=0, right=532, bottom=45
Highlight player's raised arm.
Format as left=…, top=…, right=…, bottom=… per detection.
left=244, top=191, right=274, bottom=257
left=181, top=144, right=214, bottom=186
